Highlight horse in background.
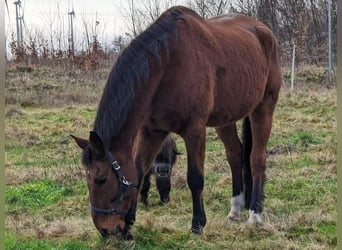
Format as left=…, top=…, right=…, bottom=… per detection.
left=71, top=5, right=281, bottom=239
left=140, top=135, right=179, bottom=205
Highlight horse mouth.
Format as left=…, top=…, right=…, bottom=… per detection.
left=115, top=225, right=134, bottom=240
left=99, top=226, right=133, bottom=240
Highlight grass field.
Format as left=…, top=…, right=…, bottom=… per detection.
left=5, top=64, right=336, bottom=249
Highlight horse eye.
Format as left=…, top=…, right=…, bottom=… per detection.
left=94, top=177, right=107, bottom=185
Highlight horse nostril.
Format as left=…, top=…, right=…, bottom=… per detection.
left=100, top=229, right=109, bottom=237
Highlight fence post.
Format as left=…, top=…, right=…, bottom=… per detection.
left=291, top=42, right=296, bottom=92
left=328, top=0, right=332, bottom=81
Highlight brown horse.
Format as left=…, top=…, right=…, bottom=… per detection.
left=71, top=6, right=281, bottom=239
left=140, top=135, right=179, bottom=205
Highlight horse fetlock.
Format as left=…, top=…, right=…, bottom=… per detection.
left=231, top=192, right=245, bottom=212
left=227, top=192, right=245, bottom=221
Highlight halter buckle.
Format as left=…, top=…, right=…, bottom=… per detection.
left=112, top=161, right=120, bottom=171
left=120, top=176, right=132, bottom=186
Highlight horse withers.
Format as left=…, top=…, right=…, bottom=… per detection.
left=140, top=135, right=179, bottom=205
left=72, top=5, right=281, bottom=239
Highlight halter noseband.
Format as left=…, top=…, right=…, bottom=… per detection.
left=152, top=162, right=173, bottom=178
left=90, top=152, right=137, bottom=216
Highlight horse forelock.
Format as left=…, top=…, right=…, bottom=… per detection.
left=156, top=137, right=178, bottom=164
left=93, top=8, right=186, bottom=148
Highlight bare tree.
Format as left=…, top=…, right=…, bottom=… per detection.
left=231, top=0, right=337, bottom=66
left=119, top=0, right=179, bottom=37
left=81, top=13, right=91, bottom=54
left=118, top=0, right=144, bottom=37
left=187, top=0, right=230, bottom=18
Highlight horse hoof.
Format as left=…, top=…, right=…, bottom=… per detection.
left=226, top=211, right=240, bottom=222
left=160, top=197, right=170, bottom=204
left=247, top=210, right=262, bottom=224
left=140, top=196, right=148, bottom=206
left=191, top=226, right=203, bottom=234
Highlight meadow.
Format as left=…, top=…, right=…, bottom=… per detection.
left=5, top=63, right=336, bottom=249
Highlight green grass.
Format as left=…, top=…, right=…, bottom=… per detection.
left=5, top=65, right=337, bottom=249
left=289, top=130, right=321, bottom=147
left=5, top=232, right=93, bottom=250
left=6, top=179, right=73, bottom=210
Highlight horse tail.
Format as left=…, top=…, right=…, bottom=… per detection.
left=242, top=116, right=253, bottom=209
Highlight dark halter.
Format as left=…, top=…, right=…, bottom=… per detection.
left=90, top=152, right=137, bottom=216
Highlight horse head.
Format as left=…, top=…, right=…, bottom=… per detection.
left=71, top=132, right=138, bottom=239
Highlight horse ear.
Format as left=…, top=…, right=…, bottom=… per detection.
left=89, top=131, right=105, bottom=156
left=70, top=134, right=88, bottom=149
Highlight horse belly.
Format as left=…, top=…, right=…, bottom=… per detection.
left=207, top=84, right=264, bottom=127
left=207, top=50, right=268, bottom=127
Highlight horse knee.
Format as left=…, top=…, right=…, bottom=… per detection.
left=250, top=153, right=266, bottom=174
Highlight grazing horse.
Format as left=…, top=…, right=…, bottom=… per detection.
left=140, top=135, right=179, bottom=205
left=71, top=5, right=281, bottom=239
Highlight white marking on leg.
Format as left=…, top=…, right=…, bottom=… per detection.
left=227, top=192, right=244, bottom=221
left=248, top=210, right=262, bottom=224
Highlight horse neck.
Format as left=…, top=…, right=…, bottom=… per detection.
left=110, top=65, right=166, bottom=153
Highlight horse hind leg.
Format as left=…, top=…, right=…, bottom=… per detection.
left=242, top=117, right=253, bottom=211
left=248, top=86, right=279, bottom=224
left=215, top=124, right=244, bottom=222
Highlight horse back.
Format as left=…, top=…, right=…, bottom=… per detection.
left=149, top=9, right=281, bottom=130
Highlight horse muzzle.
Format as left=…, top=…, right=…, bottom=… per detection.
left=152, top=162, right=172, bottom=178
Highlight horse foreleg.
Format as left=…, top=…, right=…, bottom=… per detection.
left=182, top=125, right=206, bottom=234
left=122, top=197, right=137, bottom=240
left=140, top=172, right=152, bottom=206
left=156, top=177, right=171, bottom=204
left=135, top=128, right=170, bottom=199
left=215, top=124, right=244, bottom=222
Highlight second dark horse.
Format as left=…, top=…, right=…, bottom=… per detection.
left=140, top=135, right=179, bottom=205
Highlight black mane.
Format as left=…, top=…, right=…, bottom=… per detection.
left=92, top=8, right=184, bottom=149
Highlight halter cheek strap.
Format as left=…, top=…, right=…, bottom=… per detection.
left=89, top=153, right=138, bottom=216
